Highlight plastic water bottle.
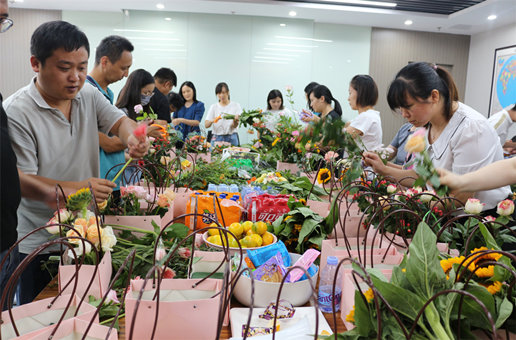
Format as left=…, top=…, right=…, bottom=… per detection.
left=218, top=184, right=229, bottom=193
left=318, top=256, right=342, bottom=313
left=229, top=184, right=239, bottom=193
left=207, top=183, right=217, bottom=192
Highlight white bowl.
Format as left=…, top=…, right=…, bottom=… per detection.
left=202, top=230, right=277, bottom=255
left=232, top=252, right=319, bottom=307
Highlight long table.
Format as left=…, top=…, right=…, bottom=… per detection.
left=35, top=278, right=347, bottom=339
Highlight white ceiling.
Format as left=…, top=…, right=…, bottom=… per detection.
left=9, top=0, right=516, bottom=35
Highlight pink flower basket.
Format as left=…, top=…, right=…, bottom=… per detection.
left=306, top=200, right=331, bottom=218
left=125, top=278, right=226, bottom=340
left=103, top=215, right=162, bottom=235
left=320, top=236, right=404, bottom=273
left=13, top=317, right=117, bottom=340
left=58, top=251, right=112, bottom=299
left=328, top=202, right=365, bottom=239
left=0, top=294, right=97, bottom=339
left=173, top=187, right=194, bottom=221
left=276, top=161, right=300, bottom=173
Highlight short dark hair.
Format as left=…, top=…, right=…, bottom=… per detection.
left=179, top=81, right=198, bottom=102
left=94, top=35, right=133, bottom=65
left=350, top=75, right=379, bottom=107
left=267, top=89, right=284, bottom=110
left=387, top=62, right=459, bottom=121
left=215, top=82, right=230, bottom=100
left=154, top=67, right=177, bottom=87
left=31, top=20, right=90, bottom=66
left=168, top=92, right=184, bottom=112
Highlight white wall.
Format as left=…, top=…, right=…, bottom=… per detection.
left=62, top=10, right=371, bottom=144
left=464, top=22, right=516, bottom=116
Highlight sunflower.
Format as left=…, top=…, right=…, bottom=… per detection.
left=345, top=306, right=355, bottom=323
left=440, top=256, right=465, bottom=274
left=474, top=265, right=495, bottom=278
left=363, top=288, right=374, bottom=303
left=272, top=138, right=280, bottom=146
left=484, top=281, right=503, bottom=295
left=299, top=198, right=307, bottom=205
left=469, top=247, right=503, bottom=263
left=317, top=168, right=331, bottom=184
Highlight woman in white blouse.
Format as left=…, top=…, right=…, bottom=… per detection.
left=363, top=62, right=510, bottom=211
left=346, top=75, right=382, bottom=151
left=205, top=82, right=242, bottom=145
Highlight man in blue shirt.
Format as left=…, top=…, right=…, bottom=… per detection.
left=87, top=35, right=133, bottom=191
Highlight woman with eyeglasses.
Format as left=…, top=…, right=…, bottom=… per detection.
left=116, top=68, right=155, bottom=121
left=173, top=81, right=205, bottom=141
left=363, top=62, right=510, bottom=212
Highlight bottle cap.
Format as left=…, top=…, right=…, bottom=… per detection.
left=327, top=256, right=338, bottom=266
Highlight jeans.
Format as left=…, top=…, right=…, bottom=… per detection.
left=0, top=246, right=19, bottom=310
left=18, top=252, right=57, bottom=305
left=212, top=133, right=239, bottom=146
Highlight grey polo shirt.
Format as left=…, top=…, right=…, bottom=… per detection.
left=4, top=79, right=126, bottom=254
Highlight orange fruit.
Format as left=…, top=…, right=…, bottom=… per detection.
left=262, top=232, right=275, bottom=246
left=228, top=222, right=243, bottom=238
left=208, top=223, right=220, bottom=236
left=242, top=221, right=253, bottom=234
left=241, top=235, right=256, bottom=248
left=252, top=221, right=268, bottom=235
left=250, top=234, right=263, bottom=247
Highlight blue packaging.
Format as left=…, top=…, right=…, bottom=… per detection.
left=246, top=240, right=291, bottom=268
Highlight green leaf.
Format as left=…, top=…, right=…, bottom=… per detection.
left=478, top=223, right=501, bottom=250
left=370, top=273, right=425, bottom=322
left=296, top=219, right=320, bottom=252
left=452, top=284, right=496, bottom=330
left=495, top=296, right=513, bottom=329
left=353, top=289, right=374, bottom=336
left=405, top=222, right=447, bottom=299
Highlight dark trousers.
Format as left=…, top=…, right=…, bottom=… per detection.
left=0, top=245, right=19, bottom=310
left=18, top=252, right=58, bottom=305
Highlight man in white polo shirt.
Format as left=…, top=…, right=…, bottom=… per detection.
left=4, top=20, right=148, bottom=303
left=488, top=103, right=516, bottom=151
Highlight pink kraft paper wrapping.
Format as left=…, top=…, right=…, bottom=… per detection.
left=329, top=202, right=366, bottom=239
left=341, top=269, right=394, bottom=330
left=58, top=251, right=112, bottom=299
left=189, top=250, right=231, bottom=326
left=306, top=200, right=331, bottom=218
left=320, top=237, right=403, bottom=273
left=103, top=215, right=162, bottom=234
left=173, top=187, right=194, bottom=221
left=0, top=294, right=98, bottom=339
left=14, top=317, right=117, bottom=340
left=125, top=278, right=226, bottom=339
left=276, top=161, right=300, bottom=173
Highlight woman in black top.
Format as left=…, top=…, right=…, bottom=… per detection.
left=308, top=85, right=342, bottom=122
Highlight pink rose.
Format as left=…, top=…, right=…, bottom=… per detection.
left=157, top=194, right=170, bottom=208
left=178, top=247, right=191, bottom=259
left=484, top=215, right=496, bottom=222
left=105, top=289, right=120, bottom=304
left=292, top=130, right=299, bottom=136
left=324, top=151, right=338, bottom=162
left=134, top=104, right=143, bottom=113
left=497, top=199, right=515, bottom=216
left=464, top=198, right=484, bottom=215
left=162, top=267, right=176, bottom=279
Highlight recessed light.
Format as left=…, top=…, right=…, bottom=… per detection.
left=487, top=14, right=497, bottom=20
left=165, top=17, right=172, bottom=21
left=404, top=19, right=413, bottom=26
left=280, top=23, right=286, bottom=27
left=289, top=11, right=297, bottom=17
left=156, top=3, right=165, bottom=9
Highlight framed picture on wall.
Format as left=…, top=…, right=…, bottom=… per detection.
left=488, top=44, right=516, bottom=117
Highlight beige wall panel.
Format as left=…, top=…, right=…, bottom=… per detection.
left=0, top=8, right=61, bottom=98
left=369, top=28, right=470, bottom=145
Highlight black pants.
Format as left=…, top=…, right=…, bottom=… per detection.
left=18, top=252, right=58, bottom=305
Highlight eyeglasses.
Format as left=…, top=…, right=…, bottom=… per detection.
left=0, top=15, right=13, bottom=33
left=142, top=90, right=155, bottom=97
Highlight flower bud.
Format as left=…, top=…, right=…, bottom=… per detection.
left=464, top=198, right=484, bottom=215
left=497, top=199, right=514, bottom=216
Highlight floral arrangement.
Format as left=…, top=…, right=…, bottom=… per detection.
left=239, top=108, right=264, bottom=130
left=271, top=197, right=331, bottom=254
left=340, top=222, right=516, bottom=339
left=184, top=134, right=210, bottom=153
left=212, top=141, right=232, bottom=155
left=46, top=188, right=117, bottom=263
left=100, top=185, right=176, bottom=218
left=248, top=171, right=327, bottom=201
left=174, top=159, right=243, bottom=190
left=134, top=104, right=157, bottom=121
left=404, top=128, right=448, bottom=196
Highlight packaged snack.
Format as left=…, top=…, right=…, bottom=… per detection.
left=252, top=252, right=287, bottom=283
left=258, top=300, right=295, bottom=320
left=241, top=325, right=280, bottom=337
left=287, top=248, right=321, bottom=283
left=246, top=240, right=291, bottom=268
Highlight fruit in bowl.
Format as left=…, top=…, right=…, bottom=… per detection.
left=203, top=221, right=277, bottom=251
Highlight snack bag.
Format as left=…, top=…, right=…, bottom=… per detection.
left=186, top=191, right=242, bottom=230
left=252, top=252, right=287, bottom=283
left=248, top=194, right=291, bottom=223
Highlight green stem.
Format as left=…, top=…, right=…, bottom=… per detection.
left=424, top=302, right=451, bottom=340
left=112, top=158, right=133, bottom=182
left=100, top=312, right=125, bottom=326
